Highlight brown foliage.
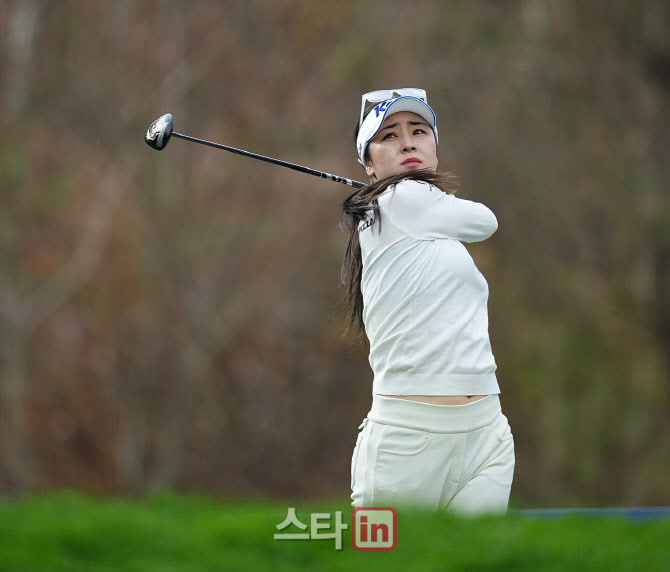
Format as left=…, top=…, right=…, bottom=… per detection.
left=0, top=0, right=668, bottom=507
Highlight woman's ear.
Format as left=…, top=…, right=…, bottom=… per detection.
left=365, top=161, right=375, bottom=180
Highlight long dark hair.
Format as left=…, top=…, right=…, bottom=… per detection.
left=340, top=168, right=458, bottom=335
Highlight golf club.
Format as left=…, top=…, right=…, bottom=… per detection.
left=145, top=114, right=365, bottom=189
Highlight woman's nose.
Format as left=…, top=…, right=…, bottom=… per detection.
left=401, top=135, right=416, bottom=151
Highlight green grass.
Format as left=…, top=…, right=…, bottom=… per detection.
left=0, top=492, right=667, bottom=571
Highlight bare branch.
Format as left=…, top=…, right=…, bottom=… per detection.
left=25, top=157, right=139, bottom=332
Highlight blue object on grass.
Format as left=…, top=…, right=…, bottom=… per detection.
left=513, top=507, right=670, bottom=521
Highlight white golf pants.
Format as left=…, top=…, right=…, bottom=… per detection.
left=351, top=394, right=515, bottom=515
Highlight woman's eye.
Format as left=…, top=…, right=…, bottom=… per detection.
left=414, top=129, right=426, bottom=135
left=381, top=132, right=396, bottom=140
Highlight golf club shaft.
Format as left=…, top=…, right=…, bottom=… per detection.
left=171, top=132, right=365, bottom=189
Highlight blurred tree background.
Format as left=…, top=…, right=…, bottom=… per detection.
left=0, top=0, right=668, bottom=508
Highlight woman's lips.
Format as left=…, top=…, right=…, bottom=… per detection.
left=402, top=158, right=421, bottom=166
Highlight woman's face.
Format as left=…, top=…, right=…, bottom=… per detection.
left=365, top=111, right=438, bottom=181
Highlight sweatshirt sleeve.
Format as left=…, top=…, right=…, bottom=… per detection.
left=382, top=180, right=498, bottom=243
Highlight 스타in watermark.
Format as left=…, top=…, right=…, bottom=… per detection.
left=274, top=507, right=397, bottom=551
left=352, top=507, right=397, bottom=551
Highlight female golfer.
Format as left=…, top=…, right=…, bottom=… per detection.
left=342, top=88, right=514, bottom=514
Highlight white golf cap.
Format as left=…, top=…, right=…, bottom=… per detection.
left=356, top=89, right=438, bottom=166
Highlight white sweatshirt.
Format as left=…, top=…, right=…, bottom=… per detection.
left=358, top=179, right=500, bottom=396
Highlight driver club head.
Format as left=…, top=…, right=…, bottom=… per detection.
left=145, top=113, right=174, bottom=150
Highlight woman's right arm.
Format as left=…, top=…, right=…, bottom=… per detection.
left=384, top=180, right=498, bottom=243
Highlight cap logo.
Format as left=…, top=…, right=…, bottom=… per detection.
left=374, top=101, right=391, bottom=117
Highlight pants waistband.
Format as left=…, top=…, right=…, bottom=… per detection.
left=367, top=394, right=501, bottom=433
